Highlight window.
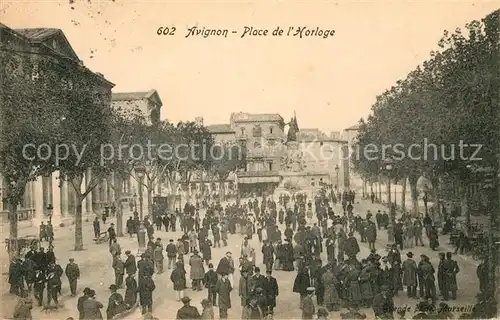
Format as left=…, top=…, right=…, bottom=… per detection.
left=268, top=162, right=272, bottom=171
left=240, top=127, right=245, bottom=136
left=269, top=127, right=273, bottom=134
left=253, top=124, right=262, bottom=137
left=254, top=141, right=261, bottom=148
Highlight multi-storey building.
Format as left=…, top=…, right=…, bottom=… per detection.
left=0, top=24, right=114, bottom=224
left=111, top=90, right=162, bottom=125
left=231, top=112, right=285, bottom=196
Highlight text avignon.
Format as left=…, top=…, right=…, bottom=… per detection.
left=185, top=26, right=229, bottom=38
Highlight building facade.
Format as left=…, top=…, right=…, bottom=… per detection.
left=111, top=90, right=162, bottom=125
left=0, top=24, right=114, bottom=224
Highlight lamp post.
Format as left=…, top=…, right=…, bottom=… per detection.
left=46, top=204, right=53, bottom=224
left=134, top=165, right=146, bottom=254
left=133, top=193, right=137, bottom=212
left=384, top=159, right=394, bottom=206
left=335, top=164, right=340, bottom=191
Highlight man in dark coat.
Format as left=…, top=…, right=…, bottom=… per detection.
left=203, top=263, right=218, bottom=306
left=261, top=241, right=275, bottom=271
left=124, top=251, right=137, bottom=275
left=215, top=273, right=232, bottom=319
left=402, top=252, right=417, bottom=298
left=216, top=252, right=235, bottom=286
left=442, top=252, right=459, bottom=300
left=366, top=221, right=377, bottom=250
left=65, top=258, right=80, bottom=297
left=176, top=296, right=201, bottom=319
left=344, top=233, right=360, bottom=259
left=9, top=258, right=24, bottom=296
left=33, top=269, right=45, bottom=307
left=138, top=274, right=156, bottom=314
left=262, top=270, right=278, bottom=316
left=106, top=284, right=125, bottom=319
left=137, top=254, right=154, bottom=286
left=46, top=262, right=63, bottom=307
left=77, top=288, right=92, bottom=319
left=124, top=273, right=138, bottom=309
left=293, top=266, right=312, bottom=307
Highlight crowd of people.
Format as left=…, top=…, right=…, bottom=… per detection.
left=6, top=187, right=496, bottom=319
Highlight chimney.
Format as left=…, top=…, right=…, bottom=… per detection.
left=195, top=117, right=204, bottom=126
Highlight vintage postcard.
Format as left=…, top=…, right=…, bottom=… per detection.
left=1, top=1, right=499, bottom=319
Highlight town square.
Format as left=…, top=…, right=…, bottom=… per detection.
left=1, top=1, right=500, bottom=320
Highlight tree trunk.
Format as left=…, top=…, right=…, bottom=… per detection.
left=386, top=180, right=391, bottom=205
left=74, top=194, right=84, bottom=251
left=147, top=178, right=153, bottom=217
left=457, top=179, right=470, bottom=235
left=8, top=202, right=19, bottom=260
left=157, top=177, right=162, bottom=196
left=113, top=173, right=124, bottom=237
left=219, top=180, right=225, bottom=203
left=70, top=174, right=85, bottom=251
left=430, top=176, right=441, bottom=222
left=408, top=174, right=419, bottom=217
left=378, top=180, right=382, bottom=200
left=401, top=178, right=407, bottom=213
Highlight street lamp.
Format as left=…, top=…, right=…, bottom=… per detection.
left=46, top=204, right=53, bottom=224
left=134, top=165, right=147, bottom=254
left=384, top=159, right=393, bottom=204
left=133, top=193, right=137, bottom=212
left=334, top=164, right=340, bottom=191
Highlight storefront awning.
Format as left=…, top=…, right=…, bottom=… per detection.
left=237, top=176, right=281, bottom=184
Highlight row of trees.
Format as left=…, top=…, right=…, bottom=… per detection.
left=0, top=40, right=245, bottom=256
left=352, top=11, right=499, bottom=222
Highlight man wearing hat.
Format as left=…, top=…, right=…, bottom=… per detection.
left=402, top=252, right=417, bottom=298
left=200, top=298, right=214, bottom=319
left=176, top=296, right=201, bottom=319
left=124, top=272, right=138, bottom=309
left=107, top=223, right=116, bottom=246
left=77, top=287, right=92, bottom=319
left=302, top=287, right=316, bottom=319
left=106, top=284, right=124, bottom=319
left=64, top=258, right=80, bottom=297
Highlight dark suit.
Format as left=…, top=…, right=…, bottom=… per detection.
left=176, top=305, right=201, bottom=319
left=262, top=276, right=279, bottom=313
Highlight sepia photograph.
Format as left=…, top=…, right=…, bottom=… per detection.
left=0, top=1, right=499, bottom=319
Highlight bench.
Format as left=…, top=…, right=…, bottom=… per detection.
left=93, top=232, right=109, bottom=244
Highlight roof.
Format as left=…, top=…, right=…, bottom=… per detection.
left=1, top=24, right=114, bottom=88
left=231, top=112, right=284, bottom=123
left=14, top=28, right=60, bottom=41
left=207, top=124, right=234, bottom=133
left=344, top=124, right=360, bottom=131
left=112, top=90, right=163, bottom=107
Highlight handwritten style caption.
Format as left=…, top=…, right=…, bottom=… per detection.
left=156, top=26, right=335, bottom=39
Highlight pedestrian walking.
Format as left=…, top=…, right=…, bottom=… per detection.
left=65, top=258, right=80, bottom=297
left=215, top=273, right=232, bottom=319
left=112, top=255, right=125, bottom=288
left=171, top=262, right=187, bottom=301
left=81, top=289, right=104, bottom=320
left=153, top=238, right=164, bottom=274
left=139, top=274, right=156, bottom=314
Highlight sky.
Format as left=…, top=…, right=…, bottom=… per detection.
left=2, top=0, right=498, bottom=134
